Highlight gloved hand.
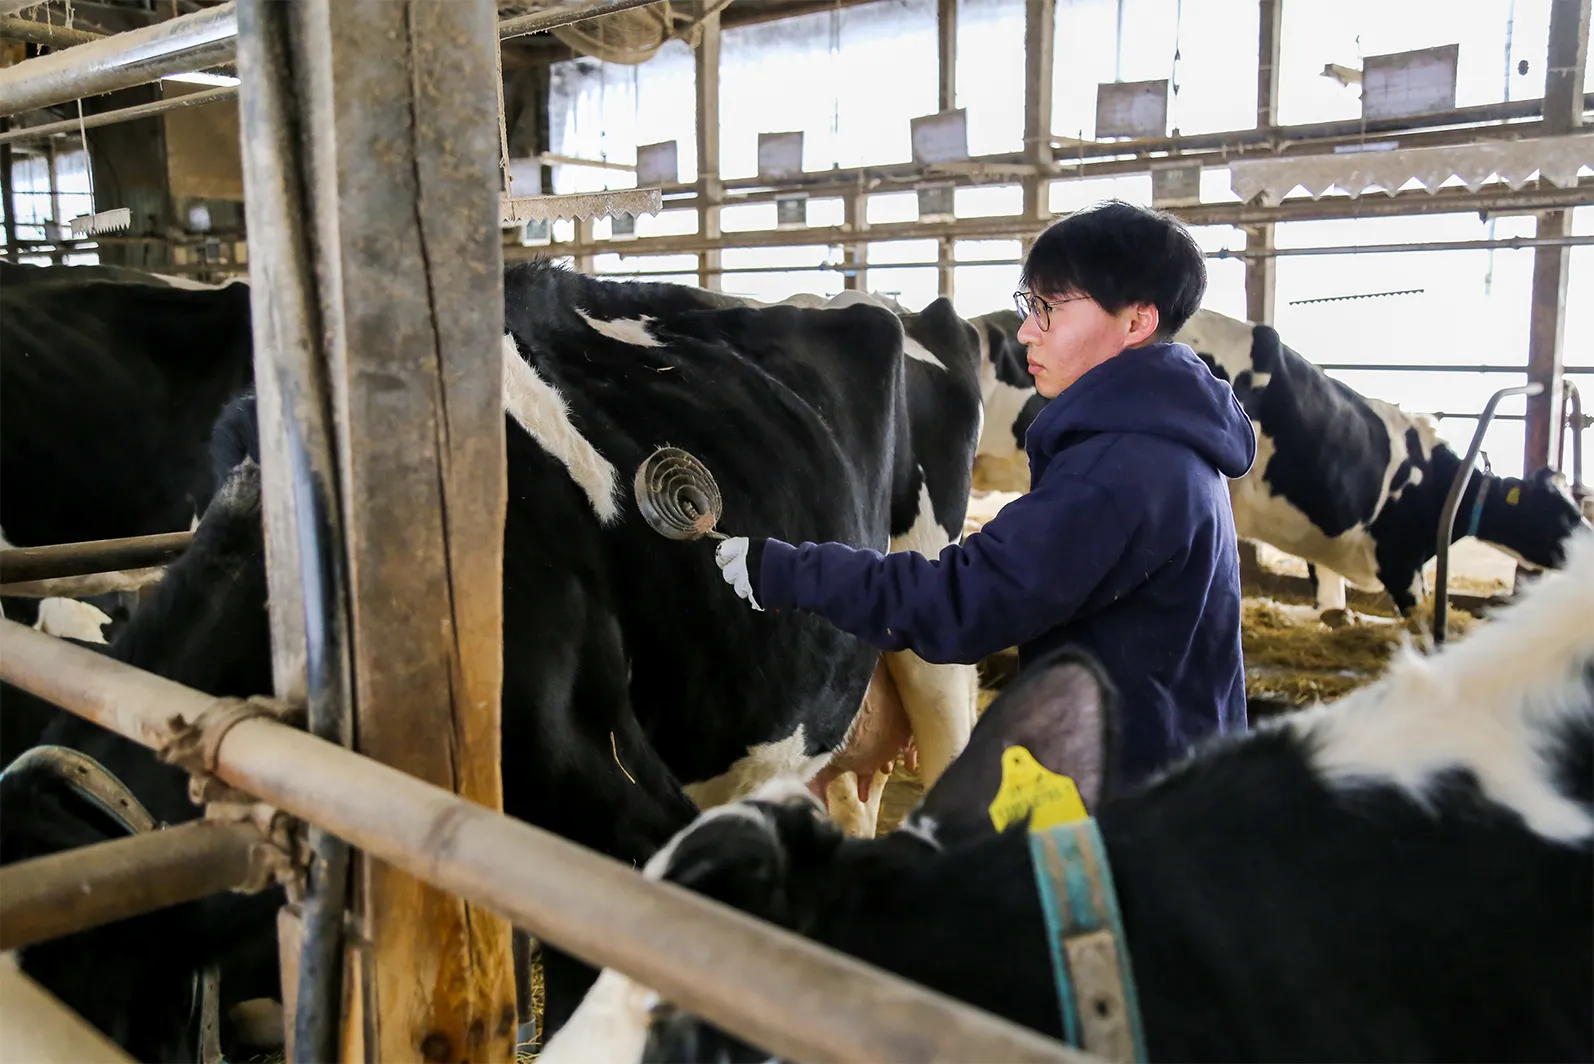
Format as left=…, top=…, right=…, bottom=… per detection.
left=714, top=536, right=763, bottom=611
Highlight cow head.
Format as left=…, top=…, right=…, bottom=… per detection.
left=1476, top=466, right=1591, bottom=571
left=970, top=310, right=1047, bottom=492
left=538, top=649, right=1117, bottom=1064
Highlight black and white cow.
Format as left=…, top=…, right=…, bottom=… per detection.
left=1181, top=309, right=1589, bottom=614
left=971, top=304, right=1590, bottom=614
left=0, top=262, right=984, bottom=1050
left=543, top=527, right=1594, bottom=1064
left=0, top=259, right=256, bottom=635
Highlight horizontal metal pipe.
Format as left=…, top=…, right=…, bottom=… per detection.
left=0, top=565, right=166, bottom=599
left=0, top=16, right=102, bottom=49
left=0, top=83, right=234, bottom=143
left=0, top=531, right=192, bottom=584
left=0, top=957, right=136, bottom=1064
left=0, top=620, right=1092, bottom=1064
left=1317, top=364, right=1594, bottom=374
left=498, top=0, right=668, bottom=39
left=0, top=2, right=236, bottom=116
left=0, top=821, right=265, bottom=952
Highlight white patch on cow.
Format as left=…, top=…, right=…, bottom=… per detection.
left=975, top=363, right=1036, bottom=480
left=902, top=335, right=942, bottom=368
left=682, top=725, right=830, bottom=810
left=896, top=812, right=943, bottom=850
left=1314, top=568, right=1348, bottom=611
left=1292, top=530, right=1594, bottom=842
left=1174, top=308, right=1258, bottom=384
left=535, top=967, right=658, bottom=1064
left=575, top=308, right=662, bottom=348
left=34, top=598, right=111, bottom=643
left=548, top=782, right=814, bottom=1064
left=825, top=768, right=890, bottom=838
left=881, top=476, right=979, bottom=788
left=1230, top=426, right=1386, bottom=591
left=500, top=334, right=620, bottom=524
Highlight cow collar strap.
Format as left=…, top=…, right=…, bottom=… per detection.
left=1029, top=817, right=1149, bottom=1063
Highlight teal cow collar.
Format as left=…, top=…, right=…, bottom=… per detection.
left=1029, top=818, right=1148, bottom=1062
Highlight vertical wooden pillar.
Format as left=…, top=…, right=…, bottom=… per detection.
left=1245, top=0, right=1282, bottom=325
left=938, top=0, right=958, bottom=299
left=1523, top=0, right=1589, bottom=473
left=0, top=120, right=17, bottom=255
left=843, top=183, right=868, bottom=291
left=695, top=0, right=723, bottom=291
left=234, top=2, right=516, bottom=1062
left=1021, top=0, right=1055, bottom=226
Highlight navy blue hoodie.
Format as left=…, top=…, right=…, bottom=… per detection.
left=749, top=340, right=1258, bottom=788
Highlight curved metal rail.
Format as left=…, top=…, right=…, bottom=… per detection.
left=1433, top=382, right=1543, bottom=645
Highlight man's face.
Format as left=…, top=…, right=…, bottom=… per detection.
left=1015, top=291, right=1157, bottom=399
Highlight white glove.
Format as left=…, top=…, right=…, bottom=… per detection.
left=714, top=536, right=763, bottom=611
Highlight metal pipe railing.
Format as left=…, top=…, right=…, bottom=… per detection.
left=0, top=83, right=235, bottom=144
left=0, top=956, right=136, bottom=1064
left=0, top=0, right=672, bottom=117
left=0, top=2, right=237, bottom=116
left=0, top=619, right=1092, bottom=1064
left=0, top=820, right=267, bottom=952
left=1434, top=382, right=1543, bottom=645
left=0, top=531, right=191, bottom=584
left=1556, top=380, right=1586, bottom=492
left=0, top=15, right=102, bottom=49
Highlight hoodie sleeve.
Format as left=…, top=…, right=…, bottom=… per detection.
left=751, top=473, right=1140, bottom=665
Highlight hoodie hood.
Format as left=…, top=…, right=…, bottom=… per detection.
left=1026, top=340, right=1256, bottom=481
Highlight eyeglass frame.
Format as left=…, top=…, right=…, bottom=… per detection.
left=1013, top=289, right=1088, bottom=331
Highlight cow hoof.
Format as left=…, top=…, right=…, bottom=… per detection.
left=1319, top=607, right=1352, bottom=629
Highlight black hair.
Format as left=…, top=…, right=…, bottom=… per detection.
left=1019, top=199, right=1207, bottom=340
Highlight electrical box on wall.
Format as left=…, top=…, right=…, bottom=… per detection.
left=910, top=109, right=969, bottom=165
left=1151, top=162, right=1202, bottom=207
left=758, top=132, right=805, bottom=180
left=917, top=182, right=955, bottom=222
left=1094, top=79, right=1169, bottom=140
left=776, top=193, right=808, bottom=229
left=636, top=140, right=680, bottom=186
left=1361, top=45, right=1459, bottom=121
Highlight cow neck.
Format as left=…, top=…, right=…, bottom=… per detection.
left=1028, top=817, right=1149, bottom=1063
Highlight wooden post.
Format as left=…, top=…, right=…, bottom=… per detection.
left=1244, top=0, right=1282, bottom=325
left=233, top=2, right=516, bottom=1062
left=1523, top=0, right=1589, bottom=473
left=843, top=182, right=868, bottom=291
left=695, top=0, right=723, bottom=291
left=1021, top=0, right=1055, bottom=226
left=938, top=0, right=957, bottom=299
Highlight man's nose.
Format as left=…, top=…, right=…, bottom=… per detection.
left=1016, top=315, right=1039, bottom=345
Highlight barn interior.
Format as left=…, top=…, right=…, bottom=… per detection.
left=0, top=0, right=1590, bottom=1061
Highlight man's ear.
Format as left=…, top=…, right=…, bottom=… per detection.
left=901, top=647, right=1118, bottom=848
left=1125, top=302, right=1161, bottom=347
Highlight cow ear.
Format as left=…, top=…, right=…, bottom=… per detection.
left=651, top=811, right=791, bottom=921
left=903, top=648, right=1117, bottom=849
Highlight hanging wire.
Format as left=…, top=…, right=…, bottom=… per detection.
left=1169, top=0, right=1184, bottom=134
left=1484, top=0, right=1518, bottom=297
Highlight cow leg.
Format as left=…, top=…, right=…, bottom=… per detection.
left=882, top=649, right=978, bottom=789
left=823, top=768, right=890, bottom=839
left=1309, top=565, right=1348, bottom=613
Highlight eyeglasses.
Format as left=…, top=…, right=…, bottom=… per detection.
left=1013, top=290, right=1086, bottom=331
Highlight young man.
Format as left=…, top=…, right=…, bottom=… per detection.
left=715, top=200, right=1257, bottom=789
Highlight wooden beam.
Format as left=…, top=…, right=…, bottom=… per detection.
left=1245, top=0, right=1283, bottom=324
left=938, top=0, right=957, bottom=114
left=234, top=3, right=516, bottom=1063
left=1021, top=0, right=1055, bottom=226
left=844, top=181, right=868, bottom=291
left=695, top=0, right=722, bottom=291
left=1523, top=0, right=1589, bottom=473
left=0, top=958, right=136, bottom=1064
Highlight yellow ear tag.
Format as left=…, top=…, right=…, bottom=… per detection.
left=988, top=744, right=1089, bottom=834
left=1506, top=486, right=1521, bottom=505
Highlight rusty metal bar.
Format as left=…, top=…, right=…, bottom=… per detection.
left=0, top=2, right=236, bottom=116
left=1435, top=382, right=1543, bottom=644
left=0, top=16, right=102, bottom=50
left=0, top=956, right=136, bottom=1064
left=0, top=620, right=1093, bottom=1064
left=498, top=0, right=666, bottom=39
left=0, top=531, right=191, bottom=584
left=0, top=84, right=235, bottom=144
left=1557, top=379, right=1586, bottom=490
left=0, top=820, right=265, bottom=952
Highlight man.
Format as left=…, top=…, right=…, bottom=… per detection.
left=716, top=200, right=1257, bottom=789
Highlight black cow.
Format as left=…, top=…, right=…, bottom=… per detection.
left=0, top=259, right=256, bottom=634
left=970, top=304, right=1589, bottom=614
left=0, top=262, right=985, bottom=1051
left=543, top=529, right=1594, bottom=1064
